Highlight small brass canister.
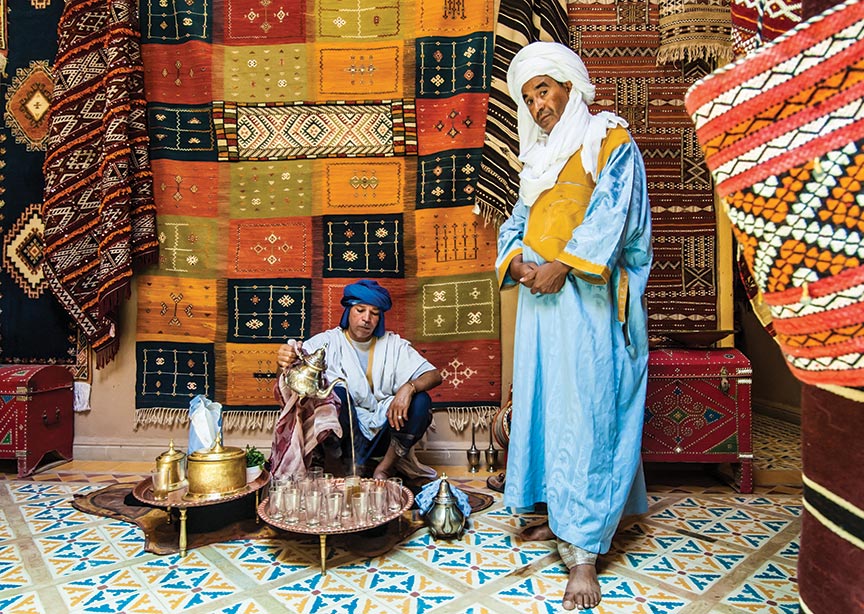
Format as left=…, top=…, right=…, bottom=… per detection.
left=184, top=436, right=247, bottom=501
left=154, top=440, right=187, bottom=492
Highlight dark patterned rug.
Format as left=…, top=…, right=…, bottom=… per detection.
left=72, top=481, right=494, bottom=557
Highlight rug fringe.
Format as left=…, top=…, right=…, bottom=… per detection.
left=437, top=405, right=499, bottom=433
left=135, top=407, right=278, bottom=431
left=656, top=43, right=734, bottom=66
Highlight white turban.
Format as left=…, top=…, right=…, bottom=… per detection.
left=507, top=42, right=627, bottom=207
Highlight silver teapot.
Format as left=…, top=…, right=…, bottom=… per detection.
left=424, top=474, right=466, bottom=539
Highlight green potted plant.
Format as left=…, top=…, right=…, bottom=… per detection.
left=245, top=445, right=266, bottom=482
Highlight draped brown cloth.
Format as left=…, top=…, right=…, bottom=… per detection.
left=269, top=378, right=342, bottom=479
left=472, top=0, right=569, bottom=224
left=42, top=0, right=157, bottom=366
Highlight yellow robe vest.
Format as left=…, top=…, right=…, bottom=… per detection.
left=523, top=126, right=631, bottom=264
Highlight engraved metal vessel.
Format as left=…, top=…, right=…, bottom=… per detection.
left=424, top=474, right=466, bottom=539
left=284, top=345, right=341, bottom=399
left=184, top=435, right=247, bottom=501
left=154, top=439, right=187, bottom=492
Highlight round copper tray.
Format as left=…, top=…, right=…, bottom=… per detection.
left=133, top=471, right=270, bottom=508
left=257, top=477, right=414, bottom=535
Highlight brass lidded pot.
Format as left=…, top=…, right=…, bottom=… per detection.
left=155, top=439, right=187, bottom=491
left=184, top=435, right=247, bottom=501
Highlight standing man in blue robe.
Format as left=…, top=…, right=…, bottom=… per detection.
left=496, top=42, right=652, bottom=611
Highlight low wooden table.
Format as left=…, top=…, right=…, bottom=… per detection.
left=132, top=472, right=270, bottom=556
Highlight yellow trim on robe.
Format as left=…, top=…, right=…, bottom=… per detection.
left=617, top=269, right=628, bottom=323
left=497, top=247, right=524, bottom=288
left=524, top=127, right=631, bottom=283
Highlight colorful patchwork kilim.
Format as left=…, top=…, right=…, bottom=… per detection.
left=730, top=0, right=801, bottom=56
left=0, top=0, right=89, bottom=377
left=568, top=0, right=721, bottom=334
left=685, top=0, right=864, bottom=386
left=134, top=0, right=501, bottom=428
left=472, top=0, right=570, bottom=223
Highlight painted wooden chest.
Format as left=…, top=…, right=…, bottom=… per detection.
left=642, top=348, right=753, bottom=493
left=0, top=365, right=74, bottom=477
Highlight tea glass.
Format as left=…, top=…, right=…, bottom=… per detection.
left=370, top=485, right=387, bottom=522
left=283, top=486, right=301, bottom=523
left=352, top=491, right=369, bottom=525
left=325, top=492, right=344, bottom=528
left=268, top=484, right=284, bottom=521
left=386, top=477, right=403, bottom=512
left=305, top=490, right=322, bottom=526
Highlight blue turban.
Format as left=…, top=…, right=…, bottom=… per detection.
left=339, top=279, right=392, bottom=337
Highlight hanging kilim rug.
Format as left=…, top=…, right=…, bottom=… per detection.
left=134, top=0, right=501, bottom=429
left=0, top=0, right=89, bottom=377
left=730, top=0, right=801, bottom=56
left=568, top=0, right=720, bottom=335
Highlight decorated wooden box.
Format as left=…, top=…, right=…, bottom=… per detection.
left=642, top=349, right=753, bottom=493
left=0, top=365, right=74, bottom=477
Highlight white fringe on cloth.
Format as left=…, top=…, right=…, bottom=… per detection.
left=134, top=407, right=279, bottom=431
left=439, top=405, right=499, bottom=433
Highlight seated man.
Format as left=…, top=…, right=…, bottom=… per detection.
left=276, top=279, right=442, bottom=480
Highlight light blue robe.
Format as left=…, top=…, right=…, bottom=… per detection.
left=496, top=138, right=652, bottom=554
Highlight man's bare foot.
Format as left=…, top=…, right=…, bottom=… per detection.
left=520, top=522, right=555, bottom=541
left=372, top=442, right=399, bottom=479
left=561, top=564, right=601, bottom=611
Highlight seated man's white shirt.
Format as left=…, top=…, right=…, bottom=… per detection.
left=302, top=327, right=435, bottom=439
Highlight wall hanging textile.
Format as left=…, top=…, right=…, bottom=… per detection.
left=568, top=0, right=721, bottom=335
left=657, top=0, right=734, bottom=65
left=41, top=0, right=157, bottom=368
left=0, top=0, right=7, bottom=74
left=0, top=0, right=88, bottom=377
left=472, top=0, right=569, bottom=224
left=134, top=0, right=501, bottom=430
left=685, top=0, right=864, bottom=386
left=730, top=0, right=801, bottom=56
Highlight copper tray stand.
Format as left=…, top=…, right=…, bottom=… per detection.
left=132, top=471, right=271, bottom=557
left=257, top=478, right=414, bottom=574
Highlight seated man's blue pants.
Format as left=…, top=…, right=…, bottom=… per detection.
left=333, top=387, right=433, bottom=467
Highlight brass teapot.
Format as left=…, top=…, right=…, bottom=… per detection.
left=154, top=439, right=187, bottom=492
left=283, top=344, right=341, bottom=399
left=424, top=474, right=467, bottom=539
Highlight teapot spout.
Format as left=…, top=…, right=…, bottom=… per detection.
left=315, top=380, right=340, bottom=399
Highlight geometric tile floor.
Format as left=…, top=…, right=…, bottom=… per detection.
left=0, top=459, right=802, bottom=614
left=752, top=414, right=801, bottom=486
